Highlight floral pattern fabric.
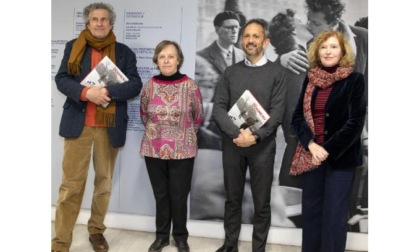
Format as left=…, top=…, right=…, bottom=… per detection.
left=140, top=75, right=204, bottom=159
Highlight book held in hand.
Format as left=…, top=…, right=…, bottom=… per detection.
left=228, top=90, right=270, bottom=132
left=80, top=56, right=128, bottom=107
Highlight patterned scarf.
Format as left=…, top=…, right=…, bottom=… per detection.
left=289, top=66, right=353, bottom=175
left=68, top=29, right=117, bottom=127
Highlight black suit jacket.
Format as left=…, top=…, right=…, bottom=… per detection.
left=291, top=72, right=366, bottom=169
left=55, top=39, right=142, bottom=147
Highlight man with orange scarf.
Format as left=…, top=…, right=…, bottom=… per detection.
left=51, top=3, right=142, bottom=252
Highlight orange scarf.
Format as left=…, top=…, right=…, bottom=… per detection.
left=68, top=29, right=117, bottom=127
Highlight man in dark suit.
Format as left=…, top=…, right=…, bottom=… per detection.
left=197, top=10, right=245, bottom=82
left=51, top=3, right=142, bottom=252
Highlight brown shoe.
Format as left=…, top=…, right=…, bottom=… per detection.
left=89, top=233, right=109, bottom=252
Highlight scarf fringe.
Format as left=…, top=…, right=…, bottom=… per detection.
left=290, top=165, right=318, bottom=176
left=95, top=102, right=117, bottom=127
left=290, top=142, right=318, bottom=176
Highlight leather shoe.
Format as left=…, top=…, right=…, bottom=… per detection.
left=215, top=243, right=238, bottom=252
left=175, top=240, right=190, bottom=252
left=148, top=238, right=170, bottom=252
left=89, top=233, right=109, bottom=252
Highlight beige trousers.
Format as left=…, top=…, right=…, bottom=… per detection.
left=52, top=126, right=119, bottom=251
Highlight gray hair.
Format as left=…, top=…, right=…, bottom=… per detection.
left=83, top=2, right=116, bottom=27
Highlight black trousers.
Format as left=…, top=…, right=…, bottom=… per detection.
left=145, top=157, right=194, bottom=242
left=222, top=136, right=275, bottom=252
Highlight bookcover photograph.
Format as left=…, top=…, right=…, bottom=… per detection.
left=80, top=56, right=129, bottom=107
left=228, top=90, right=270, bottom=132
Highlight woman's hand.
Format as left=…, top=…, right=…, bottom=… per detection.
left=308, top=140, right=329, bottom=165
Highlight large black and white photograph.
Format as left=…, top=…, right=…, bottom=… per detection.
left=191, top=0, right=368, bottom=234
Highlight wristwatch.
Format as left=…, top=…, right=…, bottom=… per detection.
left=252, top=132, right=260, bottom=143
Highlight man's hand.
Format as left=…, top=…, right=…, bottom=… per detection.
left=233, top=129, right=257, bottom=147
left=280, top=49, right=309, bottom=75
left=86, top=86, right=111, bottom=105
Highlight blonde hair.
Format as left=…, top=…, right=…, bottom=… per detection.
left=307, top=30, right=354, bottom=68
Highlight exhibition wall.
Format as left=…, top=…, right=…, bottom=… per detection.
left=51, top=0, right=368, bottom=250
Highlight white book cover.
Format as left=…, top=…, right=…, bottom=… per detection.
left=228, top=90, right=270, bottom=132
left=80, top=56, right=128, bottom=107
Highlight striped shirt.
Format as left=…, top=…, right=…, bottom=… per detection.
left=313, top=86, right=332, bottom=144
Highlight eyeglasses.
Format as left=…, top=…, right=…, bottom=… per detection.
left=221, top=25, right=241, bottom=31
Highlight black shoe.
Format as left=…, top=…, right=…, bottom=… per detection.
left=148, top=238, right=170, bottom=252
left=215, top=243, right=238, bottom=252
left=175, top=240, right=190, bottom=252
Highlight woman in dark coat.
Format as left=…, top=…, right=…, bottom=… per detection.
left=290, top=30, right=366, bottom=252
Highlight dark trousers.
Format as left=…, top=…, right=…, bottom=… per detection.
left=222, top=137, right=275, bottom=252
left=301, top=163, right=355, bottom=252
left=145, top=157, right=194, bottom=242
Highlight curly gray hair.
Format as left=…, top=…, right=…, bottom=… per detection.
left=83, top=2, right=116, bottom=28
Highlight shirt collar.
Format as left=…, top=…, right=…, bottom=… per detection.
left=216, top=40, right=233, bottom=56
left=244, top=54, right=268, bottom=67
